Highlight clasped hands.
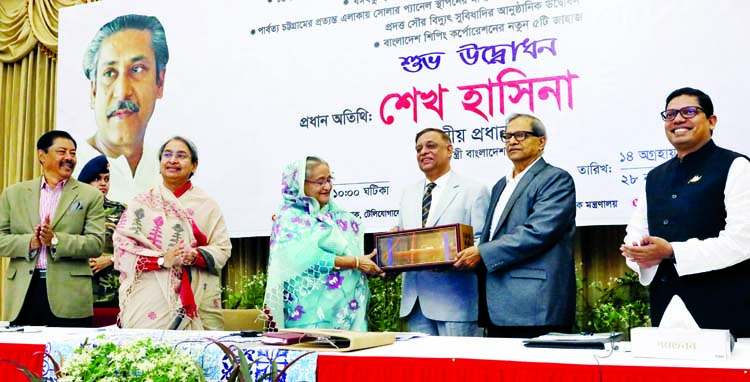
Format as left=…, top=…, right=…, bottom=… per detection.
left=620, top=235, right=674, bottom=268
left=90, top=255, right=114, bottom=274
left=29, top=215, right=55, bottom=250
left=161, top=240, right=200, bottom=268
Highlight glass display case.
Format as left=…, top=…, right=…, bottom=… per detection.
left=373, top=224, right=474, bottom=271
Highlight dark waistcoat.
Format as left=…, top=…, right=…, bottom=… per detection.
left=646, top=140, right=750, bottom=337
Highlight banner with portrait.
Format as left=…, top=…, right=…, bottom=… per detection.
left=57, top=0, right=750, bottom=237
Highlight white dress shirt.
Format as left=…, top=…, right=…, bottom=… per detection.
left=488, top=157, right=542, bottom=237
left=422, top=171, right=452, bottom=225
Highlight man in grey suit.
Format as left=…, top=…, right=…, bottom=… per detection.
left=0, top=130, right=105, bottom=327
left=455, top=114, right=576, bottom=338
left=396, top=128, right=490, bottom=336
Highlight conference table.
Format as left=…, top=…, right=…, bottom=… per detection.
left=318, top=336, right=750, bottom=382
left=0, top=327, right=748, bottom=381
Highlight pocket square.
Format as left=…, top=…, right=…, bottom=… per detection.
left=70, top=201, right=84, bottom=211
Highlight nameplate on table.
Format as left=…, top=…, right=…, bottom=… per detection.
left=631, top=327, right=733, bottom=360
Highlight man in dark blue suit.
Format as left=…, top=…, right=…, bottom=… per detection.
left=455, top=113, right=577, bottom=338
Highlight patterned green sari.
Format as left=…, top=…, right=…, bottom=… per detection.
left=264, top=159, right=370, bottom=331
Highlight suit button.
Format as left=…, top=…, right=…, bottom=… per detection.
left=661, top=276, right=667, bottom=282
left=663, top=219, right=669, bottom=225
left=671, top=194, right=677, bottom=199
left=29, top=270, right=33, bottom=275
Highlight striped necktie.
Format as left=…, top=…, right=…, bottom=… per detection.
left=422, top=182, right=437, bottom=227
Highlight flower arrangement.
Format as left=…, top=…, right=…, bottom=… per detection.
left=4, top=336, right=311, bottom=382
left=57, top=337, right=205, bottom=382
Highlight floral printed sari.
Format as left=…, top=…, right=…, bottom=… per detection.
left=114, top=183, right=231, bottom=330
left=264, top=159, right=370, bottom=331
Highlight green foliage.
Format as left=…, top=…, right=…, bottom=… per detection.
left=576, top=271, right=650, bottom=336
left=99, top=274, right=121, bottom=290
left=58, top=337, right=205, bottom=382
left=94, top=274, right=121, bottom=304
left=366, top=275, right=404, bottom=332
left=223, top=271, right=403, bottom=332
left=223, top=272, right=268, bottom=309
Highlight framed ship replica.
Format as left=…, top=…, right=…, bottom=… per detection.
left=373, top=223, right=474, bottom=271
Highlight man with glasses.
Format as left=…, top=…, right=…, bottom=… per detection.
left=455, top=113, right=576, bottom=338
left=394, top=128, right=489, bottom=336
left=621, top=87, right=750, bottom=337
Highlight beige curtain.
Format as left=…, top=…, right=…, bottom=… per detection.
left=0, top=0, right=87, bottom=319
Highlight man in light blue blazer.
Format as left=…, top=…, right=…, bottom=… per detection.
left=396, top=128, right=490, bottom=336
left=455, top=114, right=576, bottom=338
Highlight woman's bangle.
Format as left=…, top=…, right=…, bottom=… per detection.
left=354, top=256, right=359, bottom=270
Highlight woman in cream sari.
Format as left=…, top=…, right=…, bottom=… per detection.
left=114, top=136, right=231, bottom=330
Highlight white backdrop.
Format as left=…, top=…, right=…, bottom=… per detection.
left=57, top=0, right=749, bottom=237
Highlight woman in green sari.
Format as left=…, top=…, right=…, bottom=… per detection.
left=264, top=157, right=382, bottom=331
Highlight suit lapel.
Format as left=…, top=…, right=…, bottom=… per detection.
left=25, top=179, right=42, bottom=227
left=483, top=178, right=506, bottom=242
left=407, top=182, right=424, bottom=228
left=428, top=175, right=459, bottom=226
left=491, top=158, right=547, bottom=239
left=52, top=179, right=79, bottom=228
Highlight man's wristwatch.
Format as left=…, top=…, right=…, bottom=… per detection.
left=50, top=234, right=58, bottom=248
left=157, top=257, right=165, bottom=268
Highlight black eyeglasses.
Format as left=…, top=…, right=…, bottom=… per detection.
left=500, top=131, right=539, bottom=142
left=660, top=106, right=705, bottom=121
left=304, top=177, right=334, bottom=187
